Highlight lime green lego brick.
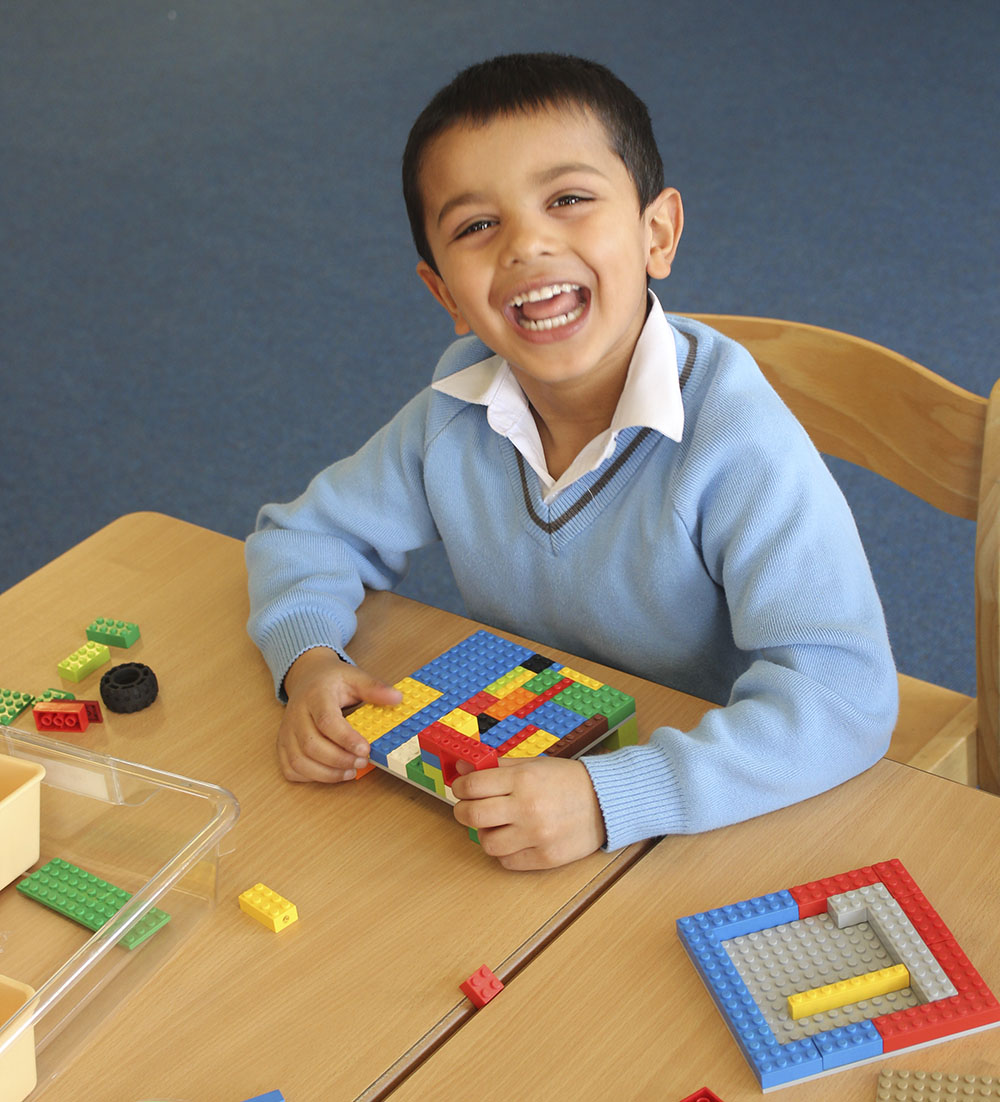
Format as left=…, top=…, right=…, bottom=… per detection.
left=0, top=689, right=35, bottom=726
left=58, top=641, right=111, bottom=683
left=86, top=617, right=141, bottom=648
left=17, top=857, right=170, bottom=950
left=600, top=716, right=639, bottom=751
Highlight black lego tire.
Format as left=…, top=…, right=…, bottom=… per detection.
left=100, top=662, right=159, bottom=714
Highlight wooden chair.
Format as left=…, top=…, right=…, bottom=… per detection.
left=686, top=314, right=1000, bottom=793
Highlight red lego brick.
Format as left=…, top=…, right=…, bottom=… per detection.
left=495, top=725, right=536, bottom=756
left=873, top=987, right=1000, bottom=1051
left=419, top=724, right=498, bottom=786
left=678, top=1090, right=727, bottom=1102
left=33, top=700, right=89, bottom=733
left=460, top=964, right=503, bottom=1008
left=79, top=699, right=104, bottom=723
left=788, top=864, right=880, bottom=918
left=872, top=859, right=954, bottom=945
left=459, top=691, right=498, bottom=715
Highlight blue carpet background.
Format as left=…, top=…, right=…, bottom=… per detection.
left=2, top=0, right=997, bottom=694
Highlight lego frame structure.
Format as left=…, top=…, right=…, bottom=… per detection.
left=348, top=630, right=637, bottom=804
left=677, top=860, right=1000, bottom=1090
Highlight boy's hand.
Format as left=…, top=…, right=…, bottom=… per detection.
left=278, top=647, right=402, bottom=783
left=450, top=756, right=606, bottom=870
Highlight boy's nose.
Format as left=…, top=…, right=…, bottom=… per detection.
left=498, top=215, right=557, bottom=266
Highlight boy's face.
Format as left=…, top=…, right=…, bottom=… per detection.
left=416, top=106, right=682, bottom=396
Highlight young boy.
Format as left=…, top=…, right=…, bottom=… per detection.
left=246, top=53, right=898, bottom=870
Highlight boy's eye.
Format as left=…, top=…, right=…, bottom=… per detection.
left=552, top=194, right=590, bottom=208
left=455, top=218, right=496, bottom=239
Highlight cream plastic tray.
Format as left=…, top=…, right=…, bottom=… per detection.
left=0, top=726, right=239, bottom=1099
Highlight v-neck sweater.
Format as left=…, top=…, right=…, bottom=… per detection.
left=246, top=314, right=898, bottom=847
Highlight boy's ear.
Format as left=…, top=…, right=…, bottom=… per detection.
left=644, top=188, right=684, bottom=281
left=416, top=261, right=472, bottom=335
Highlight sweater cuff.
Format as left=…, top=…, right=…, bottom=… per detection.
left=255, top=610, right=352, bottom=700
left=582, top=739, right=689, bottom=850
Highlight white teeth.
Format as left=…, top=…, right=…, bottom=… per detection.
left=518, top=301, right=586, bottom=331
left=508, top=283, right=580, bottom=308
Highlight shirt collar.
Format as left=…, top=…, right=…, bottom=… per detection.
left=431, top=291, right=683, bottom=502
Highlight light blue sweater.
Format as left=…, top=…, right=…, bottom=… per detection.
left=246, top=315, right=898, bottom=849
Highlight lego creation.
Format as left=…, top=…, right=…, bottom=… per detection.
left=348, top=630, right=637, bottom=805
left=677, top=860, right=1000, bottom=1090
left=876, top=1069, right=999, bottom=1099
left=17, top=857, right=171, bottom=950
left=238, top=883, right=298, bottom=931
left=460, top=964, right=504, bottom=1008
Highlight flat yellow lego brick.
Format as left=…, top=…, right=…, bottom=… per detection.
left=439, top=707, right=481, bottom=739
left=348, top=677, right=442, bottom=742
left=484, top=666, right=536, bottom=697
left=239, top=883, right=298, bottom=932
left=57, top=641, right=111, bottom=683
left=558, top=666, right=603, bottom=690
left=504, top=730, right=560, bottom=758
left=787, top=963, right=910, bottom=1020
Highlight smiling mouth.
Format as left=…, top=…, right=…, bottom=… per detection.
left=507, top=283, right=588, bottom=332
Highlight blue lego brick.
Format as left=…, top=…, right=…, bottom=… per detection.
left=240, top=1092, right=286, bottom=1102
left=812, top=1020, right=882, bottom=1070
left=479, top=713, right=534, bottom=749
left=753, top=1036, right=824, bottom=1088
left=679, top=891, right=800, bottom=940
left=368, top=726, right=415, bottom=767
left=411, top=630, right=535, bottom=697
left=521, top=699, right=584, bottom=738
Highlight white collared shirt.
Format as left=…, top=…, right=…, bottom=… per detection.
left=431, top=292, right=684, bottom=503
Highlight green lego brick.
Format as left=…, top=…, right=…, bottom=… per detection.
left=0, top=688, right=35, bottom=726
left=468, top=826, right=480, bottom=845
left=591, top=685, right=635, bottom=729
left=86, top=617, right=141, bottom=649
left=551, top=681, right=603, bottom=718
left=600, top=715, right=639, bottom=751
left=38, top=688, right=76, bottom=702
left=57, top=641, right=111, bottom=683
left=522, top=667, right=566, bottom=693
left=406, top=754, right=437, bottom=791
left=17, top=857, right=170, bottom=950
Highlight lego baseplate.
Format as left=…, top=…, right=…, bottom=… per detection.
left=348, top=630, right=637, bottom=803
left=676, top=860, right=1000, bottom=1090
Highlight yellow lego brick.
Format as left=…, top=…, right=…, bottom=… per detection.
left=787, top=963, right=909, bottom=1020
left=348, top=677, right=442, bottom=742
left=439, top=707, right=481, bottom=739
left=503, top=730, right=560, bottom=758
left=484, top=666, right=536, bottom=697
left=57, top=641, right=111, bottom=683
left=558, top=666, right=603, bottom=690
left=239, top=883, right=298, bottom=931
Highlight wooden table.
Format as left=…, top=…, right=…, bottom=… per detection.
left=389, top=759, right=1000, bottom=1101
left=0, top=512, right=712, bottom=1101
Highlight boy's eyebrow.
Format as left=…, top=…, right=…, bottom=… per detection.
left=435, top=162, right=610, bottom=227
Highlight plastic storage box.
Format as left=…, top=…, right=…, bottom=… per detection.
left=0, top=726, right=239, bottom=1099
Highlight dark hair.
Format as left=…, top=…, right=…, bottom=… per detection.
left=402, top=53, right=664, bottom=272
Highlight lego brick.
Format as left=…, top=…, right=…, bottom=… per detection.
left=599, top=714, right=640, bottom=750
left=238, top=884, right=298, bottom=932
left=85, top=617, right=140, bottom=648
left=876, top=1069, right=1000, bottom=1099
left=33, top=699, right=90, bottom=733
left=418, top=723, right=497, bottom=785
left=788, top=865, right=880, bottom=918
left=677, top=1090, right=727, bottom=1102
left=17, top=857, right=170, bottom=949
left=37, top=688, right=75, bottom=702
left=438, top=706, right=481, bottom=738
left=460, top=964, right=503, bottom=1008
left=557, top=665, right=603, bottom=690
left=239, top=1092, right=287, bottom=1102
left=811, top=1020, right=882, bottom=1070
left=58, top=641, right=111, bottom=683
left=788, top=963, right=910, bottom=1020
left=349, top=676, right=443, bottom=743
left=544, top=715, right=608, bottom=758
left=0, top=688, right=35, bottom=726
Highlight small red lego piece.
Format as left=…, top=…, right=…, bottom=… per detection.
left=33, top=700, right=89, bottom=733
left=419, top=724, right=498, bottom=786
left=678, top=1089, right=727, bottom=1102
left=78, top=700, right=104, bottom=722
left=460, top=964, right=503, bottom=1008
